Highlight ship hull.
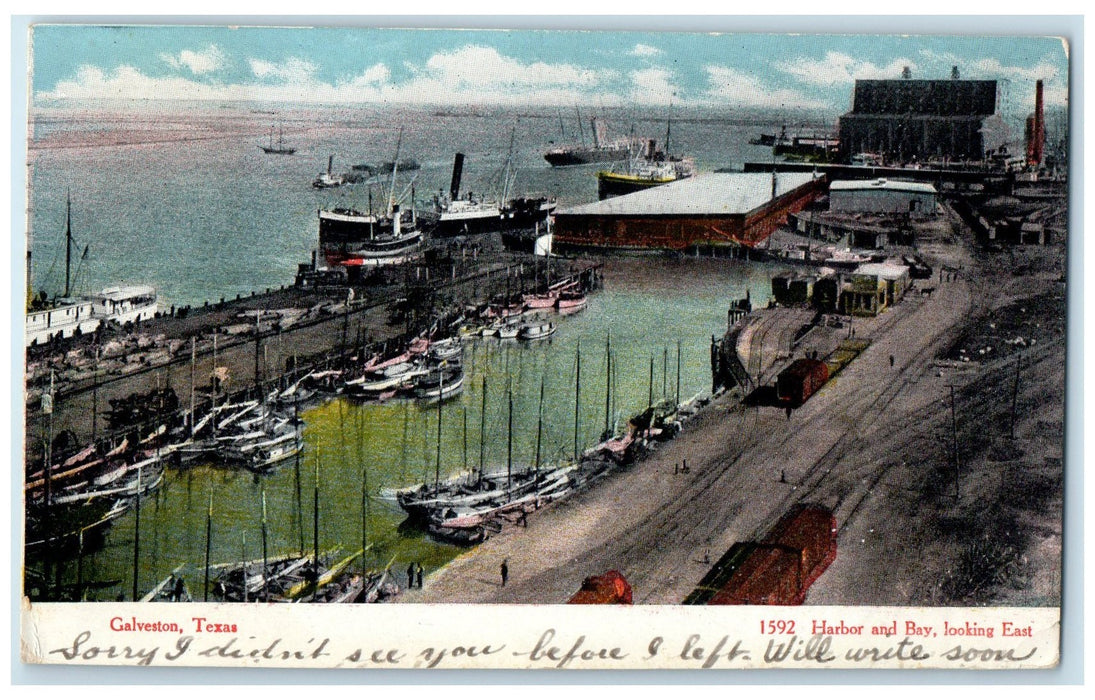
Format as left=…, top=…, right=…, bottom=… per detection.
left=597, top=171, right=679, bottom=200
left=544, top=147, right=630, bottom=167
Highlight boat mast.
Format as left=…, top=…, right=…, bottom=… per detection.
left=434, top=369, right=443, bottom=491
left=501, top=126, right=517, bottom=204
left=261, top=488, right=268, bottom=601
left=478, top=376, right=487, bottom=486
left=506, top=386, right=513, bottom=491
left=312, top=449, right=320, bottom=602
left=573, top=340, right=581, bottom=462
left=535, top=375, right=544, bottom=479
left=388, top=127, right=404, bottom=216
left=603, top=333, right=611, bottom=439
left=63, top=193, right=73, bottom=298
left=203, top=489, right=213, bottom=602
left=676, top=339, right=682, bottom=408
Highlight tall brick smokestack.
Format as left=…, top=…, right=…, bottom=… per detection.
left=1026, top=80, right=1045, bottom=167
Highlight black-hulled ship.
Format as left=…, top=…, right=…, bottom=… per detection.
left=260, top=125, right=296, bottom=155
left=544, top=117, right=642, bottom=167
left=317, top=204, right=422, bottom=268
left=434, top=144, right=555, bottom=237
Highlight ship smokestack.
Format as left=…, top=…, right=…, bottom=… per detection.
left=392, top=204, right=401, bottom=236
left=1026, top=79, right=1045, bottom=167
left=450, top=153, right=465, bottom=201
left=646, top=139, right=656, bottom=159
left=327, top=154, right=334, bottom=175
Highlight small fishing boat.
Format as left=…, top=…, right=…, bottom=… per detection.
left=556, top=291, right=588, bottom=314
left=428, top=337, right=464, bottom=361
left=518, top=320, right=556, bottom=341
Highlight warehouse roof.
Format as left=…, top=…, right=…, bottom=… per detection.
left=830, top=178, right=937, bottom=194
left=854, top=262, right=910, bottom=279
left=557, top=172, right=820, bottom=217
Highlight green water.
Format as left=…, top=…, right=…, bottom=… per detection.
left=37, top=258, right=786, bottom=600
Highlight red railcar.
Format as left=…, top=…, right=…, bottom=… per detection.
left=776, top=358, right=830, bottom=406
left=706, top=504, right=837, bottom=606
left=567, top=570, right=633, bottom=605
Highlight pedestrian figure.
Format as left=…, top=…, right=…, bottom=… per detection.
left=173, top=576, right=186, bottom=602
left=702, top=550, right=711, bottom=565
left=889, top=354, right=895, bottom=367
left=416, top=564, right=424, bottom=589
left=501, top=559, right=509, bottom=587
left=407, top=562, right=416, bottom=589
left=786, top=406, right=793, bottom=420
left=780, top=470, right=787, bottom=483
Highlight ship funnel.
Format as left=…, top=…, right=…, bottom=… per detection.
left=450, top=152, right=465, bottom=201
left=1026, top=79, right=1045, bottom=167
left=392, top=204, right=401, bottom=236
left=646, top=139, right=656, bottom=159
left=327, top=154, right=334, bottom=174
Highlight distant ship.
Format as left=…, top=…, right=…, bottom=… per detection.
left=596, top=124, right=696, bottom=200
left=312, top=155, right=346, bottom=189
left=259, top=125, right=296, bottom=155
left=351, top=159, right=421, bottom=175
left=544, top=117, right=642, bottom=167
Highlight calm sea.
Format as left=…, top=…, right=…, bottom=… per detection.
left=25, top=101, right=797, bottom=598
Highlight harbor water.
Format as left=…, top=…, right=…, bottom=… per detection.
left=24, top=102, right=793, bottom=597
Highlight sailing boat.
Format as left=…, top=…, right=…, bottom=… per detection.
left=260, top=125, right=296, bottom=155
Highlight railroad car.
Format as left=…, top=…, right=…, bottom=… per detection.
left=567, top=570, right=633, bottom=604
left=688, top=504, right=837, bottom=606
left=776, top=358, right=830, bottom=406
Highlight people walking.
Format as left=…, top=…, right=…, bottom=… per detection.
left=407, top=562, right=416, bottom=589
left=416, top=563, right=424, bottom=589
left=500, top=559, right=509, bottom=587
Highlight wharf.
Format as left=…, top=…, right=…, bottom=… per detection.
left=741, top=161, right=1016, bottom=188
left=25, top=251, right=601, bottom=459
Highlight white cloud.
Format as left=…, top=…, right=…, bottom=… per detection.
left=160, top=45, right=225, bottom=75
left=249, top=56, right=319, bottom=85
left=41, top=64, right=232, bottom=101
left=777, top=52, right=914, bottom=86
left=423, top=45, right=602, bottom=90
left=704, top=65, right=827, bottom=110
left=630, top=44, right=662, bottom=57
left=628, top=68, right=677, bottom=106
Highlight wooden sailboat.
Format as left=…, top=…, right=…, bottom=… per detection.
left=260, top=125, right=296, bottom=155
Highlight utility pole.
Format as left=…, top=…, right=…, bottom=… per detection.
left=1010, top=353, right=1022, bottom=439
left=949, top=385, right=959, bottom=502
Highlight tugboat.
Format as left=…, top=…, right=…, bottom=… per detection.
left=312, top=155, right=346, bottom=189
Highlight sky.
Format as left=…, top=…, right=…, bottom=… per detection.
left=27, top=25, right=1069, bottom=118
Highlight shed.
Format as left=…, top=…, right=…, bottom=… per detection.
left=553, top=172, right=825, bottom=253
left=830, top=178, right=938, bottom=215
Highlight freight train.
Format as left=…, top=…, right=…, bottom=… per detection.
left=684, top=504, right=837, bottom=606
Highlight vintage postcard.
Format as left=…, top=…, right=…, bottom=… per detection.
left=18, top=21, right=1069, bottom=672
